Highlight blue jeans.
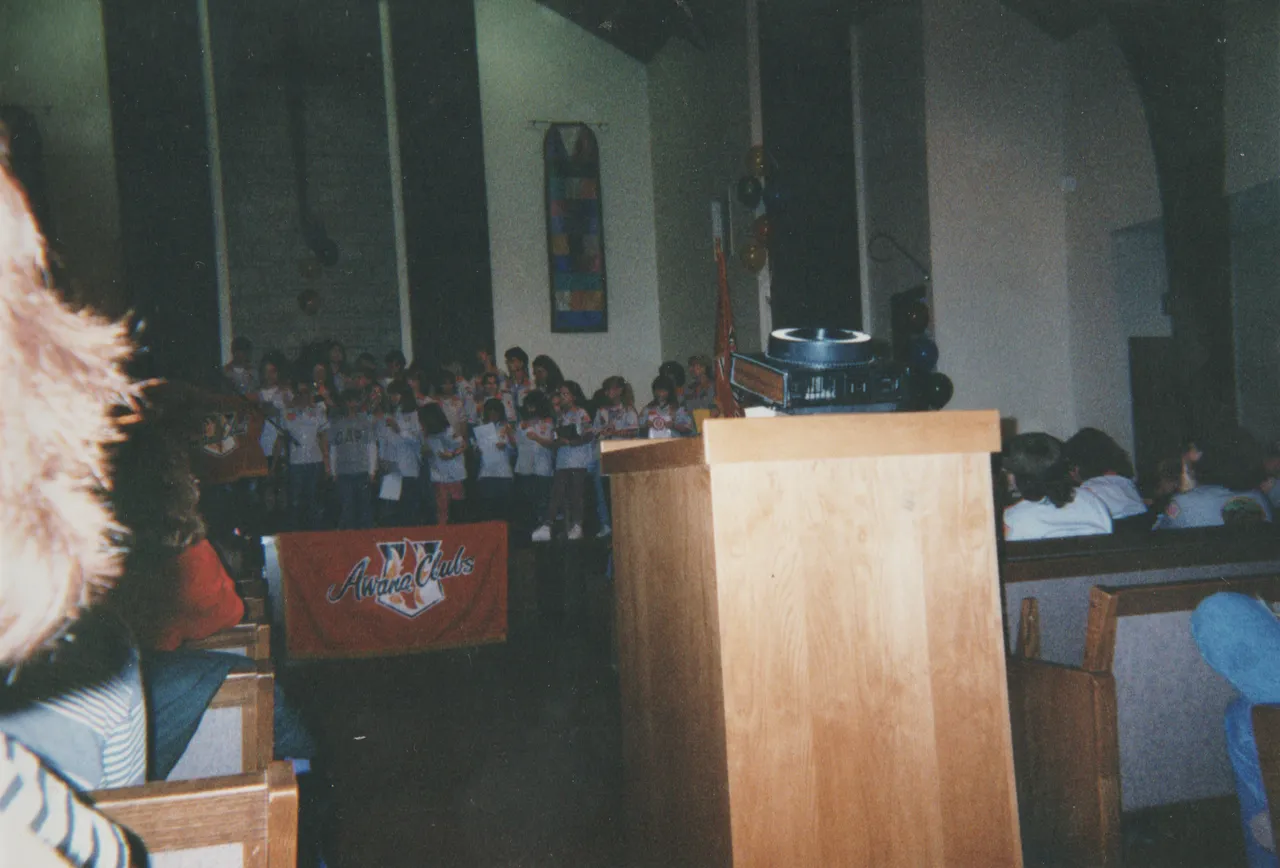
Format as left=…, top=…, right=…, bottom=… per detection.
left=289, top=463, right=325, bottom=531
left=1192, top=593, right=1280, bottom=867
left=336, top=473, right=374, bottom=530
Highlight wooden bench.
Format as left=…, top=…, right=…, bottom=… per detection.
left=1001, top=527, right=1280, bottom=665
left=92, top=760, right=297, bottom=868
left=1009, top=575, right=1280, bottom=866
left=167, top=662, right=274, bottom=781
left=186, top=622, right=271, bottom=661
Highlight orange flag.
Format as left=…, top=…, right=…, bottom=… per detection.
left=713, top=238, right=744, bottom=419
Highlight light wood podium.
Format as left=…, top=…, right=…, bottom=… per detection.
left=601, top=411, right=1022, bottom=867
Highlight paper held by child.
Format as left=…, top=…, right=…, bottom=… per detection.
left=379, top=472, right=402, bottom=502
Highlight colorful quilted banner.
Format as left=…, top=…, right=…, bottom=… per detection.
left=277, top=522, right=508, bottom=659
left=545, top=123, right=607, bottom=332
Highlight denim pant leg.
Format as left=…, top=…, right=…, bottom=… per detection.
left=1193, top=593, right=1280, bottom=867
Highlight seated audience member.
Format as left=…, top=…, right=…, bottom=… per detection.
left=0, top=162, right=141, bottom=864
left=1063, top=427, right=1151, bottom=530
left=1192, top=593, right=1280, bottom=868
left=1155, top=427, right=1273, bottom=529
left=108, top=414, right=244, bottom=652
left=1002, top=433, right=1113, bottom=540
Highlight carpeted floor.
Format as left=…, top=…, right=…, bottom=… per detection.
left=286, top=545, right=629, bottom=868
left=282, top=544, right=1251, bottom=868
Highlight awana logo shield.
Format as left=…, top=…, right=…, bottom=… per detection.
left=326, top=538, right=477, bottom=619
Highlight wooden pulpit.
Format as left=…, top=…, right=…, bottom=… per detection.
left=601, top=411, right=1022, bottom=867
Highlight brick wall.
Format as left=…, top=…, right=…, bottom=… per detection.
left=214, top=0, right=401, bottom=370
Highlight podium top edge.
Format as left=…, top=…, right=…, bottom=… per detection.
left=600, top=410, right=1002, bottom=474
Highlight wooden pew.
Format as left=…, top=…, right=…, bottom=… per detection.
left=91, top=760, right=298, bottom=868
left=167, top=662, right=274, bottom=781
left=186, top=622, right=271, bottom=661
left=1001, top=527, right=1280, bottom=666
left=1255, top=706, right=1280, bottom=850
left=1009, top=575, right=1280, bottom=866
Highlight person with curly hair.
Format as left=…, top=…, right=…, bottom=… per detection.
left=1002, top=432, right=1113, bottom=541
left=0, top=163, right=142, bottom=865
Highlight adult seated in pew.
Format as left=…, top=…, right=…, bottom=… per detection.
left=1002, top=433, right=1113, bottom=541
left=1157, top=427, right=1273, bottom=530
left=1193, top=592, right=1280, bottom=868
left=0, top=160, right=142, bottom=863
left=107, top=411, right=245, bottom=652
left=1065, top=427, right=1152, bottom=532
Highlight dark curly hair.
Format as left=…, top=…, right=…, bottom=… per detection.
left=1004, top=433, right=1076, bottom=508
left=1064, top=427, right=1134, bottom=480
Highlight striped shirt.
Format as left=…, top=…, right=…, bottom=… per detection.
left=0, top=618, right=147, bottom=792
left=0, top=732, right=130, bottom=867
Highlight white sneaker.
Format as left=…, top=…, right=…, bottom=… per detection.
left=596, top=525, right=612, bottom=539
left=567, top=524, right=583, bottom=540
left=531, top=524, right=552, bottom=542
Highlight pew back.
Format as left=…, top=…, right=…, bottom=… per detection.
left=1083, top=576, right=1280, bottom=811
left=167, top=664, right=274, bottom=782
left=92, top=760, right=297, bottom=868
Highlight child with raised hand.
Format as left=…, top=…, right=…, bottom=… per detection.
left=1155, top=427, right=1273, bottom=529
left=642, top=375, right=694, bottom=439
left=328, top=388, right=376, bottom=530
left=421, top=402, right=468, bottom=525
left=514, top=390, right=556, bottom=536
left=532, top=381, right=593, bottom=542
left=472, top=397, right=515, bottom=522
left=278, top=374, right=332, bottom=531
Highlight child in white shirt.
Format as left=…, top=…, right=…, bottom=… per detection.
left=514, top=391, right=556, bottom=536
left=1003, top=433, right=1113, bottom=541
left=472, top=398, right=515, bottom=522
left=421, top=403, right=467, bottom=525
left=532, top=381, right=593, bottom=542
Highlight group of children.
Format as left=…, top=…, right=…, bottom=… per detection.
left=1001, top=424, right=1279, bottom=541
left=222, top=338, right=720, bottom=540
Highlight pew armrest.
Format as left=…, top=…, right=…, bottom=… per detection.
left=1254, top=705, right=1280, bottom=844
left=1007, top=656, right=1121, bottom=867
left=91, top=761, right=298, bottom=868
left=185, top=622, right=271, bottom=661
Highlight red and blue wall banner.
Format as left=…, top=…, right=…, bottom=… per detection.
left=276, top=522, right=507, bottom=659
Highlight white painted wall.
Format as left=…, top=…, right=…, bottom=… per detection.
left=922, top=0, right=1074, bottom=435
left=0, top=0, right=124, bottom=314
left=475, top=0, right=662, bottom=395
left=1225, top=0, right=1280, bottom=196
left=1063, top=21, right=1162, bottom=455
left=855, top=1, right=931, bottom=339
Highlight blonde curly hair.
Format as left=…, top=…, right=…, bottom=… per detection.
left=0, top=166, right=139, bottom=665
